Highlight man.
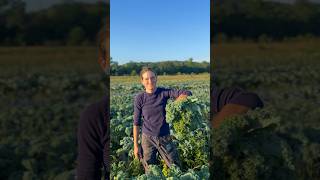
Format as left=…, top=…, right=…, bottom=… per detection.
left=75, top=23, right=110, bottom=179
left=211, top=86, right=264, bottom=128
left=133, top=67, right=191, bottom=171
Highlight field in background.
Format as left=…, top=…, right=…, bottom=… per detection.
left=213, top=40, right=320, bottom=69
left=0, top=46, right=100, bottom=76
left=111, top=73, right=209, bottom=84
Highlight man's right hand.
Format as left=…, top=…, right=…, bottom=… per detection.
left=133, top=125, right=140, bottom=159
left=212, top=103, right=250, bottom=128
left=134, top=145, right=139, bottom=159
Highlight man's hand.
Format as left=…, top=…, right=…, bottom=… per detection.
left=134, top=145, right=139, bottom=159
left=133, top=125, right=140, bottom=159
left=212, top=103, right=250, bottom=128
left=175, top=94, right=188, bottom=101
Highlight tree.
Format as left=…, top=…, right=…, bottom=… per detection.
left=111, top=58, right=120, bottom=75
left=67, top=26, right=86, bottom=45
left=0, top=0, right=26, bottom=45
left=130, top=70, right=137, bottom=76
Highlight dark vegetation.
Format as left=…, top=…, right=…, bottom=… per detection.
left=110, top=59, right=210, bottom=76
left=213, top=0, right=320, bottom=42
left=0, top=0, right=107, bottom=46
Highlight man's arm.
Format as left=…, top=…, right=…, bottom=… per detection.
left=167, top=89, right=192, bottom=100
left=133, top=95, right=142, bottom=159
left=133, top=125, right=140, bottom=159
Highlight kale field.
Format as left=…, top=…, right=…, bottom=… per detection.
left=0, top=72, right=106, bottom=179
left=0, top=43, right=319, bottom=179
left=110, top=74, right=211, bottom=179
left=0, top=47, right=105, bottom=179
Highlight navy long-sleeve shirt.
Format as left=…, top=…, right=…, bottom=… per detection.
left=211, top=86, right=264, bottom=113
left=133, top=87, right=192, bottom=137
left=76, top=96, right=109, bottom=180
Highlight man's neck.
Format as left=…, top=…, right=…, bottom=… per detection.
left=146, top=87, right=157, bottom=94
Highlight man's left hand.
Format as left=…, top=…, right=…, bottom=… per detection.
left=175, top=94, right=188, bottom=101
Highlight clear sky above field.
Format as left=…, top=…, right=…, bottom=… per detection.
left=110, top=0, right=210, bottom=64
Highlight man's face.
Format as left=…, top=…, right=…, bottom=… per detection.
left=141, top=71, right=157, bottom=93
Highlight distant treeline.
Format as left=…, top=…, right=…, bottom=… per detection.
left=0, top=0, right=107, bottom=46
left=213, top=0, right=320, bottom=42
left=2, top=0, right=320, bottom=46
left=111, top=59, right=209, bottom=76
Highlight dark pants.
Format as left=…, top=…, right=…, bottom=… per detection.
left=141, top=133, right=180, bottom=168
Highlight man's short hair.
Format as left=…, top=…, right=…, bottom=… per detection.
left=139, top=67, right=157, bottom=80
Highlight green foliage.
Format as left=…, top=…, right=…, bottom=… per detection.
left=211, top=108, right=320, bottom=179
left=166, top=97, right=210, bottom=169
left=212, top=110, right=289, bottom=179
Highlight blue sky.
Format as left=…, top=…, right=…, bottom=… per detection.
left=110, top=0, right=210, bottom=64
